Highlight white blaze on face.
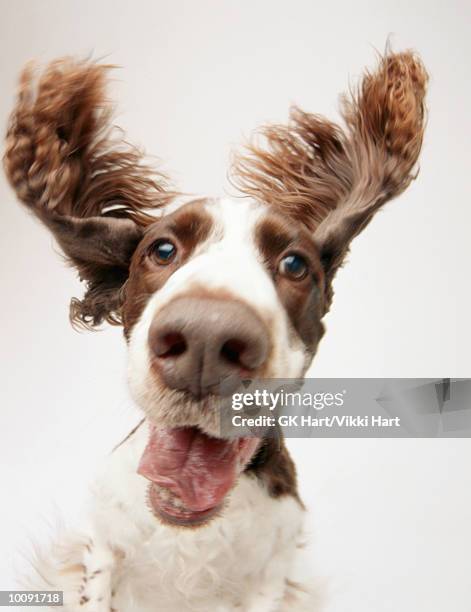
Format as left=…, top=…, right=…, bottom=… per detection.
left=127, top=198, right=307, bottom=421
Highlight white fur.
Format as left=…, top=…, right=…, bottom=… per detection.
left=29, top=424, right=318, bottom=611
left=27, top=198, right=319, bottom=610
left=127, top=198, right=307, bottom=431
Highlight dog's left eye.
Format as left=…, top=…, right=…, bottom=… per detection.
left=278, top=253, right=309, bottom=280
left=151, top=240, right=177, bottom=264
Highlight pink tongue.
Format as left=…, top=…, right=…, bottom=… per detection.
left=138, top=426, right=259, bottom=512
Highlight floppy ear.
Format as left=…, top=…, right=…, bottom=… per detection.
left=4, top=59, right=174, bottom=328
left=313, top=51, right=428, bottom=281
left=234, top=51, right=428, bottom=300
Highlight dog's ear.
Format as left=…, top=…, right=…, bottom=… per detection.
left=312, top=51, right=428, bottom=283
left=4, top=59, right=174, bottom=328
left=234, top=51, right=428, bottom=302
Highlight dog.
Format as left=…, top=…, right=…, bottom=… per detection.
left=4, top=49, right=427, bottom=611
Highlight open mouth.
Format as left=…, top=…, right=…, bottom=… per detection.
left=138, top=425, right=261, bottom=526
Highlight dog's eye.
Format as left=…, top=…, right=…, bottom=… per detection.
left=278, top=253, right=308, bottom=280
left=151, top=240, right=177, bottom=264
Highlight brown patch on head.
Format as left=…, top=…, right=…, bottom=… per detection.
left=122, top=200, right=214, bottom=336
left=255, top=211, right=325, bottom=353
left=165, top=199, right=215, bottom=252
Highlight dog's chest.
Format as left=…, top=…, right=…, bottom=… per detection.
left=87, top=426, right=304, bottom=611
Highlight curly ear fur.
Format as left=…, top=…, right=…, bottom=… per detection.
left=233, top=109, right=351, bottom=231
left=233, top=50, right=428, bottom=304
left=316, top=51, right=428, bottom=281
left=3, top=58, right=175, bottom=328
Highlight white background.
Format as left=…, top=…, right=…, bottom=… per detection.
left=1, top=1, right=470, bottom=610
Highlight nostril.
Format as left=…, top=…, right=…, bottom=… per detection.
left=220, top=339, right=247, bottom=367
left=156, top=332, right=187, bottom=358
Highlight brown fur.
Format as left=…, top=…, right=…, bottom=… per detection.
left=3, top=58, right=177, bottom=328
left=4, top=50, right=428, bottom=508
left=233, top=51, right=428, bottom=307
left=233, top=110, right=349, bottom=231
left=122, top=201, right=214, bottom=335
left=254, top=211, right=325, bottom=350
left=247, top=436, right=303, bottom=505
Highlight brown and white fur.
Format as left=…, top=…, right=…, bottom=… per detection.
left=3, top=50, right=428, bottom=611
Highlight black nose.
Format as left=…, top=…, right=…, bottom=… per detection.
left=148, top=297, right=269, bottom=398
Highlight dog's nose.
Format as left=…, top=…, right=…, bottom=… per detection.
left=148, top=296, right=269, bottom=398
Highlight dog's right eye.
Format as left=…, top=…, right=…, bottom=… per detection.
left=278, top=253, right=309, bottom=280
left=151, top=240, right=177, bottom=264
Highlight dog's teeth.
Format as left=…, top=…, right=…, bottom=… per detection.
left=154, top=484, right=185, bottom=509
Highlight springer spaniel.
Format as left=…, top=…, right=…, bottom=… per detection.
left=4, top=49, right=427, bottom=611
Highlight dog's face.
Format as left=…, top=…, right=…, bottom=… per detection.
left=124, top=197, right=325, bottom=425
left=121, top=197, right=325, bottom=525
left=5, top=52, right=427, bottom=527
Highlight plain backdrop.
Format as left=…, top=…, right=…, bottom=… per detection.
left=0, top=1, right=470, bottom=611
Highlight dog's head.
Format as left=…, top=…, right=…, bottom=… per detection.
left=4, top=52, right=427, bottom=526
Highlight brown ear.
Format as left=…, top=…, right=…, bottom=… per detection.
left=234, top=51, right=428, bottom=296
left=314, top=51, right=428, bottom=281
left=43, top=213, right=143, bottom=327
left=3, top=58, right=174, bottom=328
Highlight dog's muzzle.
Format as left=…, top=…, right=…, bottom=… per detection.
left=148, top=296, right=270, bottom=398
